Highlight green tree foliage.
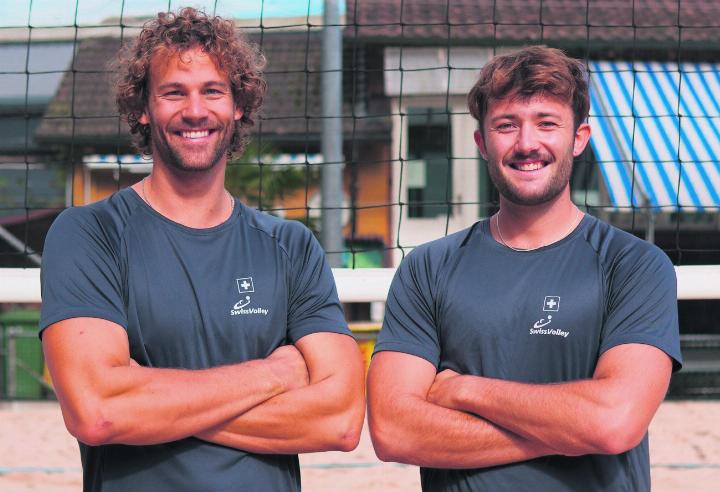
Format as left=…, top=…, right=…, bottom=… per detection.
left=225, top=144, right=318, bottom=211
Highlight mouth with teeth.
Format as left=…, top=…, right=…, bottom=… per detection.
left=174, top=129, right=216, bottom=140
left=510, top=160, right=549, bottom=171
left=505, top=152, right=554, bottom=172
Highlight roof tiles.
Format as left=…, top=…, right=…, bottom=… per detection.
left=36, top=32, right=389, bottom=146
left=345, top=0, right=720, bottom=45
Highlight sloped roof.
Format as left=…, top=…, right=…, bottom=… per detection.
left=35, top=32, right=389, bottom=147
left=35, top=37, right=125, bottom=145
left=0, top=42, right=75, bottom=106
left=345, top=0, right=720, bottom=47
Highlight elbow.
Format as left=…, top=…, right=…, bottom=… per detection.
left=73, top=425, right=113, bottom=447
left=333, top=424, right=362, bottom=452
left=327, top=404, right=364, bottom=452
left=68, top=416, right=115, bottom=447
left=368, top=416, right=411, bottom=463
left=371, top=437, right=397, bottom=463
left=583, top=407, right=647, bottom=455
left=321, top=372, right=365, bottom=452
left=370, top=430, right=405, bottom=463
left=367, top=396, right=425, bottom=464
left=63, top=402, right=116, bottom=446
left=592, top=423, right=645, bottom=455
left=368, top=420, right=391, bottom=461
left=309, top=417, right=361, bottom=453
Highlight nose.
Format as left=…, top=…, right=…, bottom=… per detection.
left=181, top=92, right=209, bottom=122
left=515, top=124, right=540, bottom=155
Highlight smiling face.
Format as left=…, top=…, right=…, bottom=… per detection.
left=474, top=94, right=591, bottom=207
left=139, top=47, right=242, bottom=173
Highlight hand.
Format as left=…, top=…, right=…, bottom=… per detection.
left=427, top=369, right=463, bottom=410
left=129, top=358, right=141, bottom=367
left=267, top=344, right=310, bottom=392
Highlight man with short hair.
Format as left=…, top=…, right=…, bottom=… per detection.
left=40, top=8, right=364, bottom=491
left=368, top=46, right=681, bottom=491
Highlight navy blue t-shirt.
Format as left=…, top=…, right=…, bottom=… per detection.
left=40, top=187, right=350, bottom=492
left=375, top=214, right=682, bottom=492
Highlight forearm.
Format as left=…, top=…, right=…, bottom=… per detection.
left=439, top=346, right=673, bottom=457
left=197, top=374, right=364, bottom=454
left=370, top=393, right=557, bottom=468
left=452, top=376, right=614, bottom=454
left=53, top=358, right=291, bottom=447
left=197, top=332, right=365, bottom=454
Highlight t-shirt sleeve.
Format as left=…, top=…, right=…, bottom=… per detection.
left=39, top=207, right=127, bottom=337
left=600, top=244, right=682, bottom=370
left=373, top=248, right=441, bottom=367
left=285, top=224, right=350, bottom=342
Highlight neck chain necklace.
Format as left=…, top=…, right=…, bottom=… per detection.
left=495, top=208, right=581, bottom=252
left=141, top=177, right=235, bottom=217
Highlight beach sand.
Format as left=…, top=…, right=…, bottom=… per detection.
left=0, top=400, right=717, bottom=491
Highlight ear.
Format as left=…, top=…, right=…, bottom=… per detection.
left=234, top=107, right=243, bottom=121
left=474, top=129, right=488, bottom=160
left=572, top=122, right=591, bottom=157
left=139, top=110, right=149, bottom=126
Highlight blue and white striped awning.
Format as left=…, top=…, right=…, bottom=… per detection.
left=588, top=61, right=720, bottom=211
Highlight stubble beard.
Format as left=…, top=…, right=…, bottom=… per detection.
left=488, top=149, right=574, bottom=206
left=150, top=121, right=235, bottom=173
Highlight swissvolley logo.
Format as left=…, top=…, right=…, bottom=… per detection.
left=529, top=295, right=569, bottom=338
left=230, top=277, right=269, bottom=316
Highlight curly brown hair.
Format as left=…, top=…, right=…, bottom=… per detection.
left=468, top=46, right=589, bottom=131
left=115, top=7, right=266, bottom=156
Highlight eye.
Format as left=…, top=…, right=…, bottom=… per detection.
left=161, top=90, right=183, bottom=99
left=205, top=87, right=228, bottom=97
left=495, top=122, right=516, bottom=132
left=539, top=121, right=558, bottom=128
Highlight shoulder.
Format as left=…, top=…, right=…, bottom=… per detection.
left=46, top=189, right=140, bottom=248
left=581, top=216, right=675, bottom=284
left=236, top=203, right=318, bottom=260
left=392, top=224, right=479, bottom=294
left=400, top=223, right=478, bottom=273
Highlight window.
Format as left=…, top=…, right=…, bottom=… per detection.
left=406, top=108, right=452, bottom=218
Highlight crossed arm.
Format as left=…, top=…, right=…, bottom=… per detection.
left=42, top=317, right=365, bottom=452
left=195, top=331, right=365, bottom=453
left=368, top=343, right=672, bottom=468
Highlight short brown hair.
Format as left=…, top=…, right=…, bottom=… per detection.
left=115, top=7, right=266, bottom=156
left=468, top=46, right=589, bottom=130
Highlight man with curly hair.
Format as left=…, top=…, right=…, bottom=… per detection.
left=39, top=8, right=364, bottom=491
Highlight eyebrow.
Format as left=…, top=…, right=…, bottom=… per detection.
left=535, top=111, right=561, bottom=118
left=489, top=111, right=562, bottom=122
left=489, top=114, right=517, bottom=123
left=155, top=82, right=182, bottom=91
left=155, top=81, right=231, bottom=91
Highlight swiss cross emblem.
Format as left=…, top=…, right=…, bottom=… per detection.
left=543, top=296, right=560, bottom=312
left=237, top=277, right=255, bottom=294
